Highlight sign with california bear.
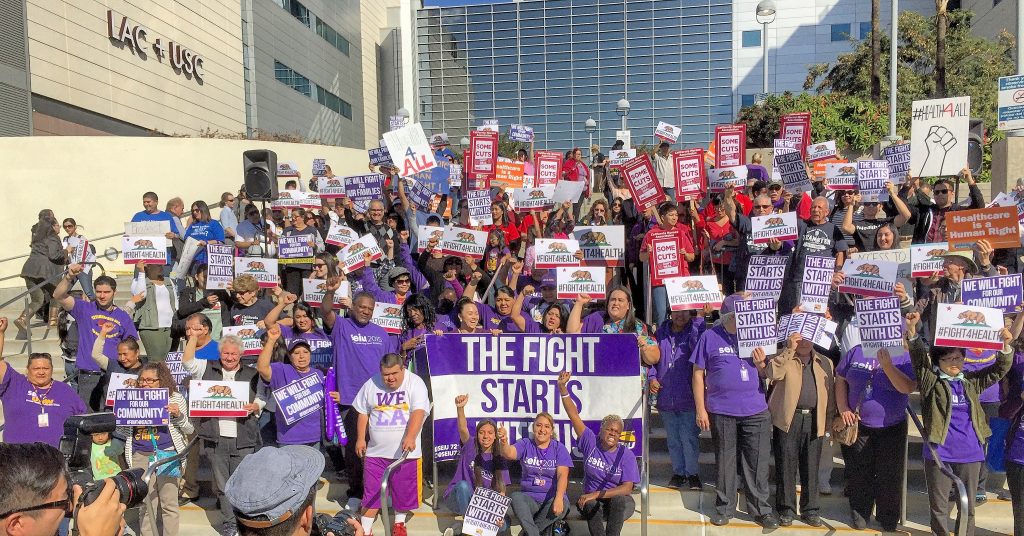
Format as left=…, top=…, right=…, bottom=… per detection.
left=556, top=266, right=606, bottom=300
left=750, top=212, right=798, bottom=244
left=825, top=163, right=859, bottom=190
left=910, top=243, right=948, bottom=277
left=441, top=227, right=488, bottom=260
left=221, top=325, right=262, bottom=356
left=573, top=226, right=625, bottom=267
left=838, top=258, right=898, bottom=297
left=338, top=234, right=385, bottom=273
left=664, top=275, right=724, bottom=311
left=234, top=257, right=279, bottom=288
left=371, top=302, right=403, bottom=334
left=534, top=239, right=581, bottom=269
left=934, top=303, right=1004, bottom=351
left=188, top=380, right=250, bottom=418
left=122, top=235, right=168, bottom=265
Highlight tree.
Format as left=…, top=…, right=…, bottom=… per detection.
left=871, top=0, right=881, bottom=104
left=935, top=0, right=949, bottom=98
left=736, top=93, right=889, bottom=154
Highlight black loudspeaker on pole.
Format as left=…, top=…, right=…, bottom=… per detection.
left=243, top=149, right=278, bottom=202
left=967, top=118, right=984, bottom=176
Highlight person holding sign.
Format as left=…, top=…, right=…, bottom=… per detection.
left=840, top=182, right=914, bottom=253
left=93, top=321, right=146, bottom=385
left=61, top=217, right=96, bottom=300
left=453, top=297, right=494, bottom=334
left=567, top=289, right=660, bottom=366
left=257, top=325, right=325, bottom=447
left=442, top=394, right=510, bottom=536
left=640, top=203, right=696, bottom=327
left=558, top=371, right=639, bottom=536
left=131, top=192, right=184, bottom=271
left=264, top=290, right=335, bottom=371
left=914, top=245, right=998, bottom=342
left=511, top=284, right=568, bottom=334
left=904, top=312, right=1014, bottom=536
left=125, top=261, right=178, bottom=363
left=118, top=362, right=193, bottom=536
left=497, top=412, right=573, bottom=536
left=764, top=333, right=835, bottom=527
left=0, top=318, right=87, bottom=446
left=912, top=168, right=986, bottom=244
left=280, top=208, right=325, bottom=296
left=722, top=187, right=792, bottom=292
left=691, top=293, right=779, bottom=529
left=352, top=353, right=431, bottom=536
left=781, top=197, right=848, bottom=315
left=183, top=201, right=226, bottom=268
left=359, top=243, right=428, bottom=307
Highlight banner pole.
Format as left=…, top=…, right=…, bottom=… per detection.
left=641, top=376, right=650, bottom=536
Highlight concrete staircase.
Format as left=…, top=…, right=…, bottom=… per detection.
left=0, top=275, right=1017, bottom=535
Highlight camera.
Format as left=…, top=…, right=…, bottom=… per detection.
left=59, top=413, right=148, bottom=509
left=312, top=511, right=357, bottom=536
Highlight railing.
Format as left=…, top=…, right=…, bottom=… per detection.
left=640, top=378, right=650, bottom=536
left=380, top=450, right=411, bottom=536
left=906, top=407, right=968, bottom=536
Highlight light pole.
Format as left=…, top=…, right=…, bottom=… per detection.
left=616, top=98, right=630, bottom=134
left=396, top=107, right=410, bottom=125
left=585, top=117, right=597, bottom=163
left=460, top=137, right=470, bottom=149
left=889, top=0, right=899, bottom=139
left=756, top=1, right=777, bottom=96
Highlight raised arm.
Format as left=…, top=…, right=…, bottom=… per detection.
left=510, top=284, right=533, bottom=332
left=91, top=322, right=115, bottom=370
left=495, top=426, right=518, bottom=460
left=264, top=289, right=296, bottom=328
left=319, top=277, right=342, bottom=330
left=841, top=203, right=856, bottom=236
left=53, top=264, right=82, bottom=311
left=885, top=182, right=913, bottom=227
left=876, top=347, right=917, bottom=394
left=397, top=241, right=429, bottom=292
left=557, top=371, right=586, bottom=437
left=256, top=324, right=281, bottom=382
left=455, top=394, right=471, bottom=444
left=566, top=294, right=592, bottom=334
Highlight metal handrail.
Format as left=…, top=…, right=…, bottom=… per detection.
left=0, top=230, right=124, bottom=266
left=906, top=406, right=968, bottom=536
left=380, top=450, right=411, bottom=536
left=640, top=377, right=650, bottom=536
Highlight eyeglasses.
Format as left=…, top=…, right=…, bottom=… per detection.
left=137, top=377, right=159, bottom=385
left=191, top=208, right=201, bottom=213
left=768, top=185, right=783, bottom=191
left=0, top=489, right=73, bottom=519
left=314, top=263, right=327, bottom=268
left=934, top=189, right=950, bottom=194
left=754, top=204, right=772, bottom=209
left=394, top=278, right=411, bottom=284
left=841, top=191, right=855, bottom=195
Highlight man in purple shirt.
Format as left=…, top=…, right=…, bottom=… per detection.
left=54, top=263, right=139, bottom=410
left=692, top=294, right=778, bottom=529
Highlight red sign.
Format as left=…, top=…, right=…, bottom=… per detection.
left=534, top=151, right=563, bottom=187
left=621, top=153, right=667, bottom=212
left=461, top=150, right=489, bottom=191
left=672, top=148, right=706, bottom=201
left=468, top=130, right=498, bottom=179
left=714, top=124, right=747, bottom=168
left=779, top=112, right=812, bottom=159
left=648, top=231, right=683, bottom=287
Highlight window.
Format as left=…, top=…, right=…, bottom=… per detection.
left=316, top=87, right=353, bottom=119
left=278, top=0, right=311, bottom=27
left=859, top=22, right=872, bottom=40
left=278, top=0, right=351, bottom=56
left=742, top=30, right=761, bottom=48
left=316, top=19, right=350, bottom=56
left=831, top=23, right=852, bottom=42
left=274, top=61, right=311, bottom=98
left=741, top=94, right=756, bottom=107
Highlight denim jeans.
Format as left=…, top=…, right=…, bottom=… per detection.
left=651, top=286, right=668, bottom=327
left=661, top=410, right=700, bottom=476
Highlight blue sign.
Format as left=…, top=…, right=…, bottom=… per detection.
left=509, top=124, right=534, bottom=143
left=113, top=388, right=170, bottom=426
left=273, top=375, right=326, bottom=426
left=369, top=146, right=392, bottom=166
left=963, top=273, right=1024, bottom=314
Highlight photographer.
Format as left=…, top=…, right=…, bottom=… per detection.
left=225, top=445, right=362, bottom=536
left=0, top=442, right=126, bottom=536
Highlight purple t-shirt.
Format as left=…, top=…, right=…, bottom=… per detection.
left=653, top=318, right=705, bottom=412
left=270, top=362, right=325, bottom=445
left=445, top=437, right=511, bottom=498
left=329, top=318, right=398, bottom=405
left=1007, top=411, right=1024, bottom=465
left=479, top=304, right=520, bottom=333
left=835, top=346, right=915, bottom=429
left=0, top=370, right=87, bottom=446
left=690, top=325, right=768, bottom=418
left=281, top=325, right=333, bottom=371
left=579, top=428, right=639, bottom=493
left=924, top=381, right=984, bottom=464
left=514, top=437, right=572, bottom=502
left=962, top=349, right=1000, bottom=404
left=71, top=299, right=139, bottom=371
left=131, top=425, right=174, bottom=453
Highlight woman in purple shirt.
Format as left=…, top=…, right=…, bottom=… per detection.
left=257, top=325, right=325, bottom=446
left=510, top=284, right=568, bottom=334
left=442, top=394, right=510, bottom=536
left=454, top=298, right=494, bottom=334
left=566, top=288, right=660, bottom=366
left=399, top=293, right=447, bottom=366
left=264, top=290, right=334, bottom=371
left=497, top=412, right=572, bottom=536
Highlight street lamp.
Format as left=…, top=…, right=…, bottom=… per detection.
left=396, top=107, right=410, bottom=122
left=584, top=117, right=597, bottom=163
left=615, top=98, right=630, bottom=133
left=460, top=137, right=470, bottom=148
left=755, top=0, right=777, bottom=96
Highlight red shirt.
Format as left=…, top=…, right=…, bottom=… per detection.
left=641, top=223, right=694, bottom=286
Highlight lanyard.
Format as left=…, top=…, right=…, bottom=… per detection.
left=32, top=384, right=53, bottom=413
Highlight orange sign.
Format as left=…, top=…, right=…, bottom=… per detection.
left=947, top=206, right=1021, bottom=251
left=492, top=160, right=525, bottom=189
left=813, top=157, right=848, bottom=180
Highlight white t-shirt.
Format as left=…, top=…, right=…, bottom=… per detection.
left=352, top=371, right=431, bottom=459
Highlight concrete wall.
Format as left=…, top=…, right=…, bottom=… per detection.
left=962, top=0, right=1017, bottom=41
left=0, top=136, right=370, bottom=285
left=359, top=0, right=402, bottom=149
left=27, top=0, right=247, bottom=134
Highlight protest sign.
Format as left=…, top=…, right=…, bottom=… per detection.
left=800, top=256, right=835, bottom=313
left=271, top=190, right=306, bottom=211
left=780, top=112, right=811, bottom=158
left=277, top=161, right=300, bottom=178
left=480, top=119, right=499, bottom=132
left=910, top=96, right=970, bottom=177
left=430, top=132, right=450, bottom=147
left=655, top=121, right=681, bottom=143
left=648, top=232, right=683, bottom=287
left=425, top=333, right=643, bottom=461
left=556, top=266, right=606, bottom=300
left=962, top=274, right=1024, bottom=314
left=440, top=227, right=488, bottom=259
left=312, top=158, right=327, bottom=177
left=857, top=160, right=890, bottom=202
left=113, top=388, right=169, bottom=427
left=467, top=189, right=493, bottom=226
left=278, top=235, right=314, bottom=265
left=417, top=225, right=445, bottom=253
left=882, top=143, right=911, bottom=184
left=508, top=124, right=534, bottom=142
left=169, top=237, right=201, bottom=281
left=714, top=124, right=746, bottom=168
left=301, top=191, right=323, bottom=207
left=302, top=277, right=350, bottom=309
left=188, top=380, right=250, bottom=418
left=552, top=180, right=587, bottom=205
left=67, top=236, right=89, bottom=264
left=338, top=234, right=385, bottom=273
left=934, top=303, right=1005, bottom=351
left=751, top=212, right=798, bottom=244
left=850, top=248, right=911, bottom=280
left=708, top=166, right=748, bottom=193
left=813, top=157, right=848, bottom=181
left=745, top=256, right=788, bottom=300
left=607, top=149, right=636, bottom=168
left=371, top=302, right=403, bottom=334
left=273, top=375, right=326, bottom=426
left=405, top=179, right=441, bottom=212
left=616, top=130, right=631, bottom=149
left=672, top=148, right=706, bottom=201
left=383, top=123, right=436, bottom=177
left=368, top=146, right=392, bottom=166
left=105, top=373, right=139, bottom=407
left=206, top=244, right=234, bottom=290
left=125, top=221, right=170, bottom=236
left=534, top=151, right=563, bottom=187
left=621, top=154, right=666, bottom=212
left=775, top=150, right=812, bottom=192
left=734, top=298, right=778, bottom=358
left=535, top=239, right=582, bottom=269
left=462, top=488, right=512, bottom=536
left=122, top=235, right=167, bottom=265
left=468, top=130, right=499, bottom=179
left=946, top=206, right=1021, bottom=251
left=165, top=352, right=189, bottom=389
left=779, top=313, right=835, bottom=349
left=910, top=243, right=948, bottom=277
left=839, top=258, right=898, bottom=298
left=665, top=276, right=724, bottom=311
left=824, top=163, right=859, bottom=190
left=493, top=160, right=525, bottom=189
left=573, top=225, right=625, bottom=267
left=234, top=257, right=278, bottom=288
left=221, top=325, right=262, bottom=355
left=511, top=186, right=555, bottom=212
left=325, top=221, right=358, bottom=247
left=806, top=141, right=838, bottom=162
left=345, top=174, right=385, bottom=212
left=449, top=163, right=462, bottom=187
left=855, top=296, right=903, bottom=357
left=316, top=177, right=346, bottom=198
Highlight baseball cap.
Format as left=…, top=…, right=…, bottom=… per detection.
left=287, top=338, right=312, bottom=353
left=540, top=272, right=557, bottom=288
left=720, top=293, right=743, bottom=315
left=225, top=445, right=325, bottom=529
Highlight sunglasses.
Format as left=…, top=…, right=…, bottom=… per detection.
left=394, top=278, right=412, bottom=284
left=314, top=263, right=327, bottom=268
left=0, top=485, right=72, bottom=519
left=768, top=185, right=783, bottom=191
left=934, top=189, right=950, bottom=194
left=754, top=204, right=772, bottom=209
left=191, top=208, right=202, bottom=213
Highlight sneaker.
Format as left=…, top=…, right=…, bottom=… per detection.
left=178, top=496, right=197, bottom=507
left=850, top=510, right=868, bottom=530
left=778, top=514, right=793, bottom=527
left=800, top=513, right=823, bottom=527
left=443, top=529, right=454, bottom=536
left=345, top=497, right=361, bottom=512
left=755, top=514, right=780, bottom=530
left=666, top=474, right=686, bottom=489
left=975, top=493, right=988, bottom=505
left=392, top=521, right=407, bottom=536
left=708, top=513, right=729, bottom=526
left=687, top=475, right=703, bottom=490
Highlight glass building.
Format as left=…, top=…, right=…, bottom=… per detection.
left=416, top=0, right=734, bottom=151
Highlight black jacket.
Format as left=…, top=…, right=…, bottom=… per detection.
left=195, top=363, right=262, bottom=449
